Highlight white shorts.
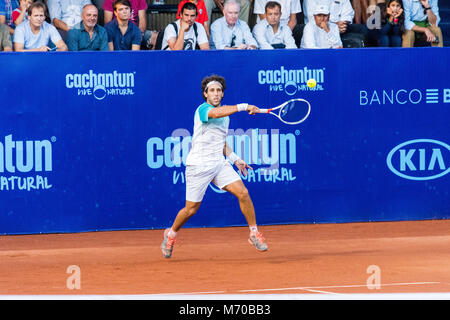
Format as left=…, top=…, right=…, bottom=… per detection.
left=185, top=159, right=241, bottom=202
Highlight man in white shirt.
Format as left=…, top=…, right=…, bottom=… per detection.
left=13, top=2, right=68, bottom=51
left=300, top=3, right=342, bottom=48
left=211, top=0, right=257, bottom=50
left=303, top=0, right=368, bottom=47
left=253, top=0, right=301, bottom=31
left=160, top=74, right=268, bottom=259
left=253, top=1, right=297, bottom=49
left=162, top=1, right=209, bottom=50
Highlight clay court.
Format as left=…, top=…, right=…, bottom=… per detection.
left=1, top=219, right=449, bottom=297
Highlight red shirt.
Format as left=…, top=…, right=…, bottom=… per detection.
left=176, top=0, right=208, bottom=25
left=103, top=0, right=148, bottom=25
left=12, top=8, right=22, bottom=25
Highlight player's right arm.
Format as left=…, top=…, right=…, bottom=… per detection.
left=208, top=104, right=259, bottom=119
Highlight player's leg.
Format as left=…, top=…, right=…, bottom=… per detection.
left=161, top=165, right=213, bottom=258
left=219, top=174, right=268, bottom=252
left=171, top=201, right=202, bottom=232
left=161, top=201, right=201, bottom=259
left=222, top=180, right=256, bottom=226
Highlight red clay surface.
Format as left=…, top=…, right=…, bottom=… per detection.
left=1, top=220, right=450, bottom=295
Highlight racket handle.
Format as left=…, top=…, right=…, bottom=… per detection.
left=258, top=108, right=270, bottom=113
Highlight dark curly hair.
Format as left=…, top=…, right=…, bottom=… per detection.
left=201, top=75, right=226, bottom=100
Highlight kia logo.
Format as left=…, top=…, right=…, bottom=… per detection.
left=386, top=139, right=450, bottom=181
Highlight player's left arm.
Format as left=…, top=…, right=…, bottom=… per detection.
left=223, top=142, right=253, bottom=176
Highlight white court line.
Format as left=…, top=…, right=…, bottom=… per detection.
left=151, top=291, right=227, bottom=295
left=300, top=289, right=341, bottom=295
left=1, top=282, right=446, bottom=300
left=2, top=292, right=450, bottom=300
left=237, top=282, right=441, bottom=293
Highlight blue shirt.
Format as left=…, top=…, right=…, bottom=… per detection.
left=0, top=0, right=19, bottom=28
left=67, top=22, right=109, bottom=51
left=13, top=20, right=62, bottom=49
left=105, top=19, right=141, bottom=50
left=403, top=0, right=440, bottom=30
left=210, top=16, right=257, bottom=49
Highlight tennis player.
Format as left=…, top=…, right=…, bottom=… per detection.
left=161, top=74, right=268, bottom=258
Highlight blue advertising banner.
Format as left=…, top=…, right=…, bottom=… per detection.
left=0, top=48, right=449, bottom=235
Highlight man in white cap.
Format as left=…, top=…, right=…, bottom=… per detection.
left=303, top=0, right=368, bottom=47
left=300, top=3, right=342, bottom=49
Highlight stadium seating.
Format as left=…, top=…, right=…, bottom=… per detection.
left=146, top=0, right=448, bottom=46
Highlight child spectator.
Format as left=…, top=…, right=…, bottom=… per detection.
left=12, top=0, right=33, bottom=26
left=378, top=0, right=405, bottom=47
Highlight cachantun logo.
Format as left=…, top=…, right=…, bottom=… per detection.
left=65, top=70, right=136, bottom=100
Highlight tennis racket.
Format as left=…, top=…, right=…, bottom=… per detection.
left=258, top=98, right=311, bottom=125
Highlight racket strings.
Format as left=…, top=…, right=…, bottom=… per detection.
left=279, top=100, right=310, bottom=124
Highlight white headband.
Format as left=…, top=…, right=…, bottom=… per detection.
left=205, top=80, right=223, bottom=91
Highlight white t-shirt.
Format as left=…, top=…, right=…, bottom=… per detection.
left=303, top=0, right=355, bottom=24
left=300, top=21, right=342, bottom=49
left=13, top=21, right=62, bottom=49
left=253, top=0, right=302, bottom=26
left=161, top=20, right=208, bottom=50
left=186, top=103, right=230, bottom=166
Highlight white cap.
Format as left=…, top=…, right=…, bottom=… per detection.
left=314, top=4, right=330, bottom=15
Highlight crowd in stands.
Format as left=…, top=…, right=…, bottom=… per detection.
left=0, top=0, right=444, bottom=51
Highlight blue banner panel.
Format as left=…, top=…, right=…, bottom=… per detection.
left=0, top=48, right=449, bottom=235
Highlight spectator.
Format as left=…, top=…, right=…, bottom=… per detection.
left=176, top=0, right=210, bottom=37
left=254, top=0, right=301, bottom=31
left=104, top=0, right=141, bottom=50
left=304, top=0, right=368, bottom=47
left=252, top=1, right=297, bottom=49
left=47, top=0, right=92, bottom=40
left=161, top=2, right=209, bottom=50
left=13, top=1, right=68, bottom=51
left=12, top=0, right=33, bottom=27
left=300, top=3, right=343, bottom=48
left=0, top=22, right=12, bottom=50
left=211, top=0, right=257, bottom=49
left=0, top=0, right=20, bottom=35
left=103, top=0, right=147, bottom=33
left=402, top=0, right=442, bottom=47
left=370, top=0, right=405, bottom=47
left=204, top=0, right=251, bottom=24
left=66, top=3, right=109, bottom=50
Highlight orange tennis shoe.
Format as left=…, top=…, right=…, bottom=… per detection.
left=161, top=228, right=176, bottom=258
left=248, top=231, right=268, bottom=251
